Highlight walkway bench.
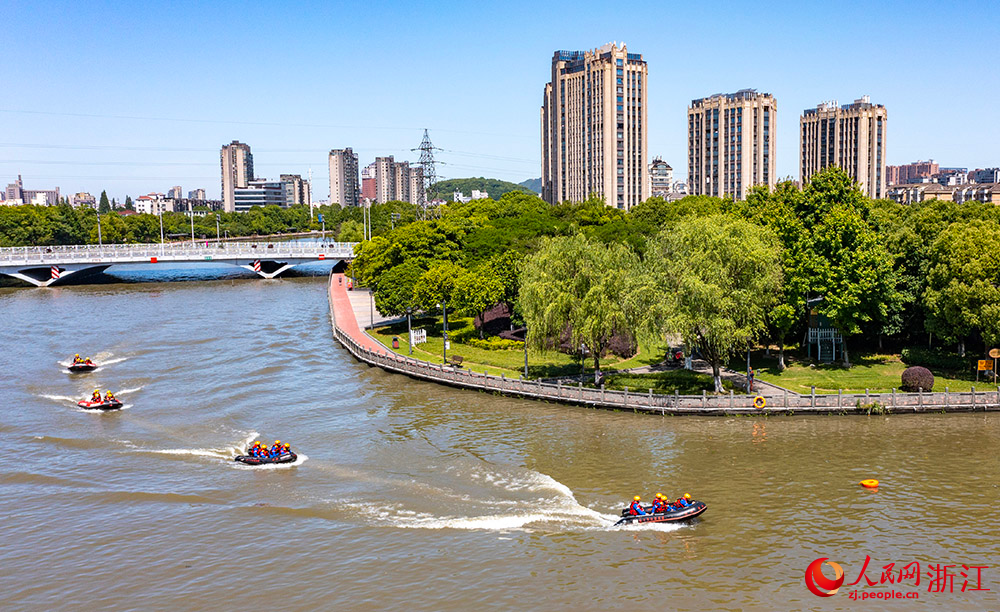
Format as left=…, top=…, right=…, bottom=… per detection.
left=447, top=355, right=464, bottom=368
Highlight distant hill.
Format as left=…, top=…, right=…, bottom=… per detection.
left=518, top=178, right=541, bottom=194
left=429, top=177, right=535, bottom=201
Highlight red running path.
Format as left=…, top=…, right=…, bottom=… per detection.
left=329, top=273, right=384, bottom=353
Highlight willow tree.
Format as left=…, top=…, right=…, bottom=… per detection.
left=644, top=215, right=783, bottom=392
left=519, top=234, right=642, bottom=373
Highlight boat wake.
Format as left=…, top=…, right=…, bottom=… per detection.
left=137, top=431, right=308, bottom=466
left=38, top=393, right=80, bottom=404
left=373, top=466, right=624, bottom=532
left=115, top=386, right=143, bottom=396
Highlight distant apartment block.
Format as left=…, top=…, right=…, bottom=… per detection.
left=888, top=182, right=1000, bottom=205
left=280, top=174, right=312, bottom=207
left=800, top=96, right=887, bottom=199
left=453, top=190, right=490, bottom=204
left=71, top=192, right=97, bottom=209
left=971, top=168, right=1000, bottom=184
left=648, top=157, right=673, bottom=198
left=373, top=155, right=425, bottom=205
left=887, top=160, right=938, bottom=186
left=188, top=188, right=206, bottom=200
left=541, top=42, right=649, bottom=209
left=220, top=141, right=254, bottom=213
left=4, top=174, right=60, bottom=205
left=361, top=163, right=376, bottom=201
left=688, top=89, right=776, bottom=200
left=328, top=148, right=360, bottom=207
left=168, top=185, right=183, bottom=199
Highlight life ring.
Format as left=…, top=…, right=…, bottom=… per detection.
left=860, top=479, right=879, bottom=489
left=753, top=396, right=766, bottom=409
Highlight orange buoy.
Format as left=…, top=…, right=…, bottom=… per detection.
left=860, top=479, right=879, bottom=489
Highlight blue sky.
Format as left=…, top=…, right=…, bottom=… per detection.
left=2, top=0, right=998, bottom=201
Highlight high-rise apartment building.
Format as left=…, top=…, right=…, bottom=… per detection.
left=374, top=156, right=395, bottom=204
left=279, top=174, right=312, bottom=207
left=187, top=188, right=207, bottom=200
left=541, top=42, right=649, bottom=209
left=360, top=163, right=376, bottom=201
left=800, top=96, right=887, bottom=199
left=328, top=148, right=360, bottom=207
left=220, top=141, right=254, bottom=212
left=393, top=161, right=411, bottom=204
left=409, top=166, right=425, bottom=207
left=648, top=157, right=673, bottom=198
left=688, top=89, right=776, bottom=200
left=168, top=185, right=183, bottom=199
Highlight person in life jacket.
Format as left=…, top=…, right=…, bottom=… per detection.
left=675, top=493, right=692, bottom=508
left=282, top=443, right=291, bottom=455
left=91, top=389, right=102, bottom=402
left=651, top=493, right=668, bottom=513
left=249, top=441, right=260, bottom=457
left=103, top=391, right=116, bottom=403
left=271, top=440, right=282, bottom=456
left=73, top=353, right=84, bottom=364
left=628, top=496, right=647, bottom=516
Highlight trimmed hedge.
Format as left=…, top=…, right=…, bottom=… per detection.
left=900, top=366, right=935, bottom=392
left=900, top=347, right=966, bottom=372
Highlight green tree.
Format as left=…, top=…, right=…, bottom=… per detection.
left=124, top=195, right=133, bottom=210
left=413, top=261, right=467, bottom=311
left=519, top=234, right=641, bottom=372
left=923, top=220, right=1000, bottom=354
left=643, top=215, right=783, bottom=392
left=338, top=219, right=364, bottom=242
left=374, top=260, right=425, bottom=317
left=98, top=190, right=111, bottom=214
left=454, top=265, right=505, bottom=336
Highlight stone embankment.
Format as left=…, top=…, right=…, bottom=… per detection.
left=328, top=273, right=1000, bottom=415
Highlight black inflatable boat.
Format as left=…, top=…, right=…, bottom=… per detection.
left=77, top=399, right=123, bottom=411
left=69, top=362, right=98, bottom=372
left=614, top=500, right=707, bottom=526
left=234, top=452, right=298, bottom=466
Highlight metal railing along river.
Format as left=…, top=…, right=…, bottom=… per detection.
left=328, top=276, right=1000, bottom=415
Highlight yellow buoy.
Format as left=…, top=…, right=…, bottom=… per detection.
left=860, top=479, right=879, bottom=489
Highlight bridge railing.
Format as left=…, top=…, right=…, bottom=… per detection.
left=327, top=277, right=1000, bottom=415
left=0, top=242, right=358, bottom=264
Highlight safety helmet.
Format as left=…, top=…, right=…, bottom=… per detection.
left=283, top=444, right=289, bottom=448
left=655, top=493, right=663, bottom=499
left=275, top=440, right=281, bottom=444
left=75, top=354, right=80, bottom=357
left=683, top=493, right=691, bottom=499
left=633, top=496, right=641, bottom=501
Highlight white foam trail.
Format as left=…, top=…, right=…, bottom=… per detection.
left=101, top=356, right=128, bottom=366
left=39, top=394, right=79, bottom=403
left=139, top=431, right=262, bottom=462
left=115, top=386, right=143, bottom=396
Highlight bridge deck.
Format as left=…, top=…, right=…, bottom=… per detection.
left=0, top=242, right=357, bottom=266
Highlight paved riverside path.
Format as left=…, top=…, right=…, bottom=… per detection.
left=329, top=273, right=384, bottom=353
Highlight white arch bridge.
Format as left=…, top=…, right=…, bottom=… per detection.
left=0, top=242, right=358, bottom=287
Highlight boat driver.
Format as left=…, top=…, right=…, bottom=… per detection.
left=651, top=493, right=668, bottom=513
left=91, top=389, right=102, bottom=402
left=104, top=391, right=116, bottom=402
left=74, top=353, right=84, bottom=364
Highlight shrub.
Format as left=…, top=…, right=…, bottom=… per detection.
left=900, top=366, right=934, bottom=392
left=900, top=347, right=966, bottom=372
left=465, top=337, right=524, bottom=351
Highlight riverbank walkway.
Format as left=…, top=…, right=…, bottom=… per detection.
left=327, top=274, right=1000, bottom=415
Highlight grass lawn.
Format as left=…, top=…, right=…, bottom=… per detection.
left=736, top=350, right=985, bottom=394
left=600, top=369, right=739, bottom=395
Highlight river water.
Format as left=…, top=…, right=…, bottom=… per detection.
left=3, top=267, right=998, bottom=611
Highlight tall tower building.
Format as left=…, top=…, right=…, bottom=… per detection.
left=541, top=42, right=649, bottom=209
left=328, top=148, right=360, bottom=207
left=800, top=96, right=887, bottom=199
left=409, top=166, right=425, bottom=207
left=280, top=174, right=312, bottom=207
left=687, top=90, right=776, bottom=200
left=393, top=160, right=411, bottom=203
left=220, top=141, right=254, bottom=212
left=374, top=156, right=396, bottom=203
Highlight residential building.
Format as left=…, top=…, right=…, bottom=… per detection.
left=800, top=96, right=887, bottom=199
left=220, top=141, right=254, bottom=213
left=374, top=156, right=395, bottom=203
left=5, top=174, right=59, bottom=205
left=328, top=148, right=360, bottom=207
left=688, top=89, right=776, bottom=200
left=540, top=42, right=649, bottom=209
left=234, top=178, right=287, bottom=211
left=134, top=194, right=170, bottom=215
left=888, top=182, right=1000, bottom=205
left=648, top=157, right=673, bottom=198
left=393, top=160, right=411, bottom=204
left=188, top=188, right=207, bottom=200
left=71, top=192, right=97, bottom=209
left=972, top=168, right=1000, bottom=184
left=168, top=185, right=183, bottom=199
left=453, top=190, right=490, bottom=204
left=409, top=166, right=425, bottom=207
left=360, top=163, right=376, bottom=201
left=887, top=160, right=938, bottom=185
left=280, top=174, right=312, bottom=207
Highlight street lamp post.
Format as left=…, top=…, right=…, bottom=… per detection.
left=158, top=206, right=165, bottom=255
left=406, top=307, right=413, bottom=355
left=96, top=211, right=103, bottom=248
left=439, top=301, right=449, bottom=363
left=369, top=290, right=374, bottom=328
left=215, top=215, right=220, bottom=242
left=523, top=329, right=528, bottom=378
left=189, top=203, right=195, bottom=244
